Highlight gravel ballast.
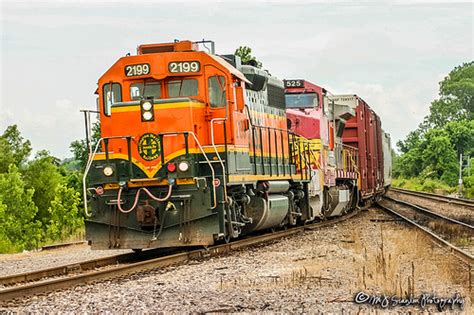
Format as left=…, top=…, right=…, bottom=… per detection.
left=1, top=208, right=471, bottom=313
left=0, top=244, right=131, bottom=277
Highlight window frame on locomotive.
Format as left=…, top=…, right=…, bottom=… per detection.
left=126, top=77, right=201, bottom=101
left=284, top=92, right=320, bottom=109
left=102, top=82, right=123, bottom=117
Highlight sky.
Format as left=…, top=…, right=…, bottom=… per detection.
left=1, top=0, right=473, bottom=158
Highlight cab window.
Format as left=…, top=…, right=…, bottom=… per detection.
left=208, top=76, right=227, bottom=108
left=285, top=93, right=319, bottom=109
left=167, top=79, right=198, bottom=97
left=130, top=81, right=161, bottom=100
left=102, top=83, right=122, bottom=116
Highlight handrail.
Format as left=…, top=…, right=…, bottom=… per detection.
left=159, top=131, right=218, bottom=210
left=210, top=118, right=228, bottom=203
left=83, top=136, right=133, bottom=217
left=290, top=136, right=318, bottom=180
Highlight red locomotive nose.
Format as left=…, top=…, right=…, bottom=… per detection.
left=167, top=162, right=176, bottom=172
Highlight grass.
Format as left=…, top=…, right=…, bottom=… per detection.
left=392, top=177, right=456, bottom=195
left=392, top=176, right=474, bottom=199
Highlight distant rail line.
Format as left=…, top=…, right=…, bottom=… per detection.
left=378, top=197, right=473, bottom=265
left=390, top=187, right=474, bottom=209
left=0, top=210, right=361, bottom=302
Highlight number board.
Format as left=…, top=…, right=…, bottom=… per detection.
left=168, top=61, right=201, bottom=73
left=125, top=64, right=150, bottom=77
left=284, top=79, right=305, bottom=88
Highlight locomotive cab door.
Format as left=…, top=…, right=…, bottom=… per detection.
left=204, top=65, right=251, bottom=178
left=205, top=66, right=233, bottom=146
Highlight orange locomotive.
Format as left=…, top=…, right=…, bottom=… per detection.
left=83, top=40, right=355, bottom=250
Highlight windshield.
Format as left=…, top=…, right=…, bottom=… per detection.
left=167, top=79, right=198, bottom=97
left=285, top=93, right=319, bottom=109
left=130, top=81, right=161, bottom=100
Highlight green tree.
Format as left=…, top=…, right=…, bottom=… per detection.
left=444, top=120, right=474, bottom=156
left=235, top=46, right=263, bottom=68
left=425, top=61, right=474, bottom=128
left=394, top=62, right=473, bottom=194
left=0, top=165, right=42, bottom=251
left=420, top=129, right=458, bottom=184
left=46, top=184, right=84, bottom=241
left=23, top=150, right=64, bottom=225
left=0, top=125, right=32, bottom=173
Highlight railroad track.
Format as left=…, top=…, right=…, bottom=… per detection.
left=0, top=209, right=361, bottom=302
left=390, top=187, right=474, bottom=209
left=377, top=196, right=473, bottom=264
left=0, top=247, right=179, bottom=287
left=41, top=241, right=87, bottom=251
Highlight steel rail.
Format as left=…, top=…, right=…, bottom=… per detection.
left=0, top=210, right=361, bottom=302
left=41, top=241, right=87, bottom=251
left=384, top=196, right=474, bottom=231
left=0, top=248, right=178, bottom=287
left=390, top=187, right=474, bottom=209
left=376, top=203, right=473, bottom=264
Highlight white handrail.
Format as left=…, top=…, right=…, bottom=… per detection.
left=83, top=136, right=134, bottom=217
left=82, top=138, right=105, bottom=217
left=162, top=131, right=218, bottom=209
left=210, top=118, right=228, bottom=203
left=83, top=132, right=219, bottom=217
left=188, top=132, right=218, bottom=209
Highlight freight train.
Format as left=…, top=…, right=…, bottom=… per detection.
left=83, top=40, right=391, bottom=250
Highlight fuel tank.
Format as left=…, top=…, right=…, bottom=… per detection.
left=246, top=195, right=289, bottom=231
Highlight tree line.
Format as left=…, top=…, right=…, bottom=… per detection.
left=0, top=126, right=87, bottom=253
left=393, top=61, right=474, bottom=197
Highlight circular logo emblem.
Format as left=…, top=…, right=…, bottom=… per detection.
left=138, top=133, right=161, bottom=161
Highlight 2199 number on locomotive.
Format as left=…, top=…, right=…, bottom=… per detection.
left=125, top=64, right=150, bottom=77
left=168, top=61, right=200, bottom=73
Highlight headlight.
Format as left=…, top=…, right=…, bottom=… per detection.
left=142, top=101, right=152, bottom=111
left=178, top=161, right=190, bottom=172
left=103, top=166, right=114, bottom=177
left=142, top=111, right=153, bottom=121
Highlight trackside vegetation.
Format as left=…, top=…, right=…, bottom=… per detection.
left=393, top=62, right=474, bottom=198
left=0, top=126, right=87, bottom=253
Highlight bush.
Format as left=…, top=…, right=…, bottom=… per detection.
left=462, top=175, right=474, bottom=199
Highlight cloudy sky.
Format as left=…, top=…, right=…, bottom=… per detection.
left=1, top=0, right=472, bottom=158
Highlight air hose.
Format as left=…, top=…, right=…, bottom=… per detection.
left=116, top=185, right=173, bottom=213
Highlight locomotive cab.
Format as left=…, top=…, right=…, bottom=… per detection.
left=284, top=79, right=358, bottom=218
left=85, top=40, right=254, bottom=249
